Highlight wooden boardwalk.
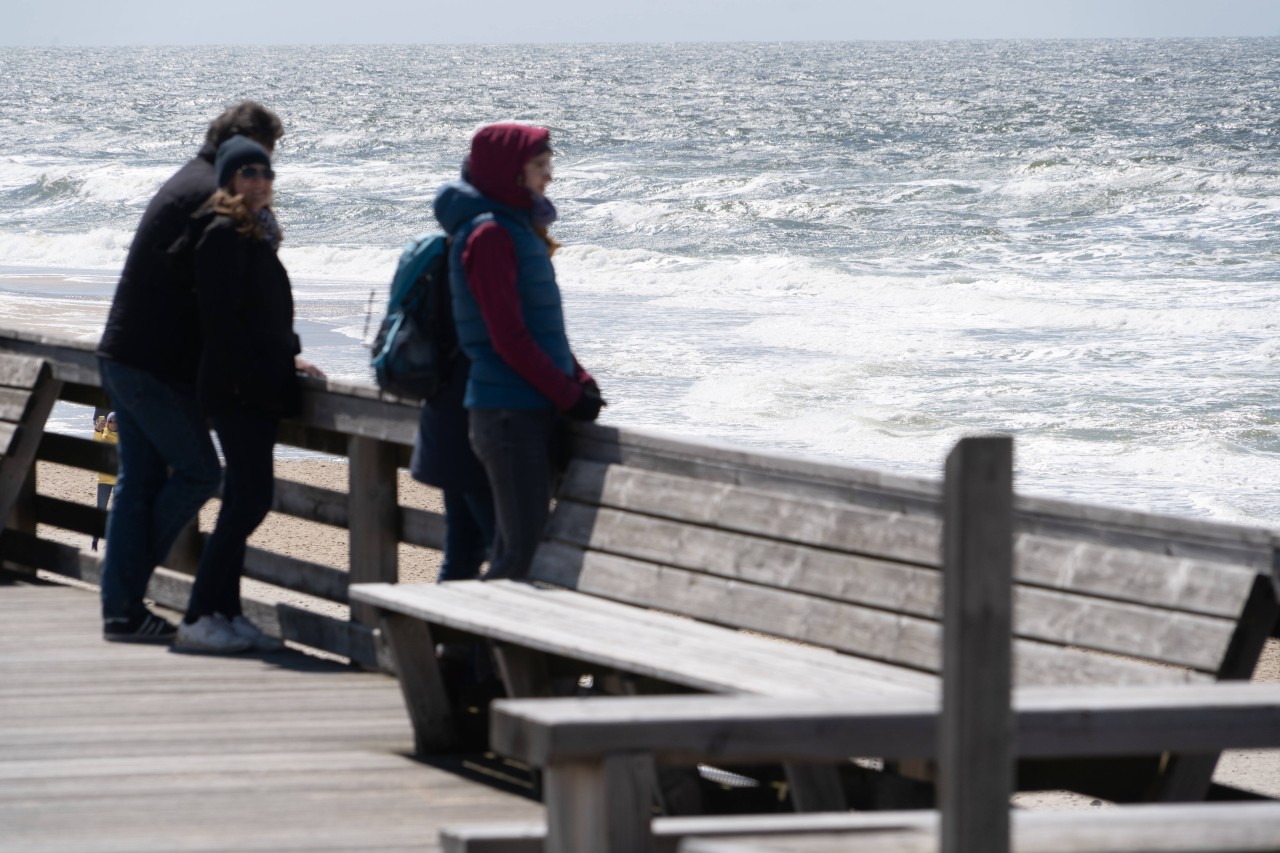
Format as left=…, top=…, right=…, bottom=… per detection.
left=0, top=575, right=542, bottom=852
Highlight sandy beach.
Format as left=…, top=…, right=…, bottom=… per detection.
left=31, top=456, right=1280, bottom=803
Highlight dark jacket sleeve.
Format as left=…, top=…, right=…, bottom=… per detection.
left=462, top=222, right=584, bottom=410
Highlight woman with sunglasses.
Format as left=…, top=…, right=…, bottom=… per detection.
left=176, top=136, right=325, bottom=653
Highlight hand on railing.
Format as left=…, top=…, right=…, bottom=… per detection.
left=295, top=356, right=327, bottom=379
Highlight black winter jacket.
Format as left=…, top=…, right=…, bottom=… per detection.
left=97, top=144, right=217, bottom=384
left=191, top=214, right=301, bottom=417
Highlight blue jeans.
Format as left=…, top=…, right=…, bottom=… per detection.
left=439, top=488, right=495, bottom=582
left=186, top=408, right=277, bottom=620
left=98, top=359, right=220, bottom=622
left=468, top=408, right=557, bottom=581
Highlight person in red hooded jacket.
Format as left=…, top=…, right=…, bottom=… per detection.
left=433, top=124, right=604, bottom=579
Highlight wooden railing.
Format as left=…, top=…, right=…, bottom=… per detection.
left=3, top=327, right=1276, bottom=669
left=0, top=327, right=437, bottom=668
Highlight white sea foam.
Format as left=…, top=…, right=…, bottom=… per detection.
left=3, top=40, right=1279, bottom=524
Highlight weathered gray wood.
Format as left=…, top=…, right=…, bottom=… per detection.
left=678, top=802, right=1280, bottom=853
left=3, top=331, right=1277, bottom=831
left=0, top=351, right=44, bottom=389
left=0, top=582, right=541, bottom=852
left=556, top=460, right=941, bottom=565
left=275, top=420, right=357, bottom=456
left=349, top=581, right=939, bottom=699
left=1151, top=576, right=1280, bottom=801
left=0, top=531, right=374, bottom=665
left=555, top=464, right=1258, bottom=622
left=529, top=543, right=1222, bottom=682
left=299, top=384, right=419, bottom=446
left=570, top=422, right=1280, bottom=572
left=348, top=435, right=400, bottom=627
left=0, top=387, right=32, bottom=421
left=36, top=430, right=116, bottom=475
left=9, top=464, right=37, bottom=538
left=543, top=503, right=1239, bottom=672
left=32, top=493, right=103, bottom=537
left=273, top=477, right=350, bottom=527
left=0, top=330, right=102, bottom=386
left=0, top=359, right=60, bottom=532
left=55, top=380, right=110, bottom=409
left=241, top=544, right=350, bottom=603
left=444, top=812, right=940, bottom=853
left=0, top=420, right=17, bottom=457
left=491, top=683, right=1280, bottom=766
left=448, top=800, right=1280, bottom=853
left=377, top=611, right=458, bottom=752
left=544, top=754, right=654, bottom=853
left=400, top=504, right=448, bottom=551
left=941, top=436, right=1014, bottom=853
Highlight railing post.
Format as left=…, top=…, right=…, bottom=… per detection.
left=941, top=435, right=1014, bottom=853
left=9, top=466, right=37, bottom=536
left=348, top=435, right=399, bottom=628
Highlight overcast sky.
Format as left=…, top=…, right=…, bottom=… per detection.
left=6, top=0, right=1279, bottom=46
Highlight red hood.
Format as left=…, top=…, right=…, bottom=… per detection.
left=468, top=124, right=550, bottom=210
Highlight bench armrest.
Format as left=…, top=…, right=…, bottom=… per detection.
left=492, top=682, right=1280, bottom=767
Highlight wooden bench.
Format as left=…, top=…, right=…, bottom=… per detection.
left=0, top=354, right=63, bottom=540
left=350, top=426, right=1280, bottom=808
left=443, top=803, right=1280, bottom=853
left=675, top=802, right=1280, bottom=853
left=455, top=682, right=1280, bottom=852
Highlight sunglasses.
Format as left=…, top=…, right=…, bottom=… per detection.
left=237, top=165, right=275, bottom=181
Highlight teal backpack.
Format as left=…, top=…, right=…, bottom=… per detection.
left=371, top=233, right=456, bottom=401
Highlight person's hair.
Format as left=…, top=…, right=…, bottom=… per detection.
left=535, top=226, right=561, bottom=256
left=205, top=101, right=284, bottom=151
left=199, top=189, right=281, bottom=243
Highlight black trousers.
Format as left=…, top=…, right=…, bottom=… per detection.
left=185, top=408, right=277, bottom=620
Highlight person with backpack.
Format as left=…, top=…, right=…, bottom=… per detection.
left=433, top=124, right=604, bottom=581
left=174, top=136, right=325, bottom=653
left=97, top=102, right=283, bottom=643
left=372, top=229, right=495, bottom=581
left=409, top=349, right=495, bottom=582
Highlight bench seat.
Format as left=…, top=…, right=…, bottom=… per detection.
left=351, top=580, right=936, bottom=699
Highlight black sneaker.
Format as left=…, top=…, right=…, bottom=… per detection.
left=103, top=611, right=178, bottom=644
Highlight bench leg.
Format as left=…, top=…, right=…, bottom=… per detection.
left=785, top=763, right=848, bottom=812
left=492, top=642, right=555, bottom=698
left=1152, top=753, right=1218, bottom=802
left=378, top=612, right=458, bottom=752
left=544, top=753, right=654, bottom=853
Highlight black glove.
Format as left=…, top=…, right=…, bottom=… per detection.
left=566, top=383, right=605, bottom=422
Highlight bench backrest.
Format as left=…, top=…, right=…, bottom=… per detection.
left=0, top=354, right=59, bottom=529
left=532, top=458, right=1273, bottom=688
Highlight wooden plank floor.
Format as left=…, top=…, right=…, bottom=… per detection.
left=0, top=575, right=543, bottom=852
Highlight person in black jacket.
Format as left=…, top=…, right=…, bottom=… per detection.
left=97, top=102, right=284, bottom=644
left=174, top=137, right=324, bottom=654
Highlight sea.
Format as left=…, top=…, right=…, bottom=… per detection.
left=0, top=39, right=1277, bottom=524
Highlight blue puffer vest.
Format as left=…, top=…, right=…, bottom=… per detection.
left=434, top=179, right=574, bottom=409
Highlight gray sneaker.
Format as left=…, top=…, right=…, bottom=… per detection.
left=174, top=615, right=252, bottom=654
left=228, top=615, right=285, bottom=652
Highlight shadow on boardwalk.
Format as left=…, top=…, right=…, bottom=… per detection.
left=0, top=573, right=542, bottom=853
